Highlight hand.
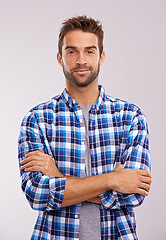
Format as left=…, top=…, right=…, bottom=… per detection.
left=20, top=150, right=64, bottom=177
left=113, top=164, right=152, bottom=196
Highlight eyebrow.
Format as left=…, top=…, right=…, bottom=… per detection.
left=65, top=45, right=97, bottom=50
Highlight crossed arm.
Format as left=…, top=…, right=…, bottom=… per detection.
left=20, top=150, right=151, bottom=207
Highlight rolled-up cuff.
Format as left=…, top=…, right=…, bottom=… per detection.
left=99, top=190, right=120, bottom=210
left=47, top=177, right=66, bottom=211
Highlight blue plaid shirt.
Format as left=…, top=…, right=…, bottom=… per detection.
left=18, top=85, right=150, bottom=240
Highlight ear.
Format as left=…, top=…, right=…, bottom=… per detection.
left=99, top=51, right=105, bottom=66
left=57, top=52, right=63, bottom=66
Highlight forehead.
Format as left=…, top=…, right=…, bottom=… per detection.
left=62, top=30, right=99, bottom=49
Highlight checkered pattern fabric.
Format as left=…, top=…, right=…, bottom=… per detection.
left=18, top=85, right=150, bottom=239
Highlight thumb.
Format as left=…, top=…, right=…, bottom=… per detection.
left=114, top=164, right=124, bottom=172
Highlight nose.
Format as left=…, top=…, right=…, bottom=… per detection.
left=76, top=53, right=87, bottom=65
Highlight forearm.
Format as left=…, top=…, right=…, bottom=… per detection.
left=61, top=173, right=111, bottom=207
left=61, top=166, right=151, bottom=208
left=20, top=150, right=151, bottom=209
left=20, top=150, right=107, bottom=208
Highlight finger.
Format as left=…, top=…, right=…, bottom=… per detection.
left=140, top=175, right=152, bottom=185
left=25, top=150, right=44, bottom=157
left=114, top=164, right=124, bottom=171
left=21, top=157, right=32, bottom=165
left=21, top=160, right=43, bottom=170
left=23, top=165, right=44, bottom=173
left=21, top=155, right=44, bottom=165
left=138, top=169, right=151, bottom=178
left=139, top=182, right=151, bottom=192
left=137, top=188, right=149, bottom=196
left=21, top=161, right=34, bottom=170
left=25, top=151, right=38, bottom=157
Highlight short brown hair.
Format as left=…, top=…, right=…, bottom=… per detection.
left=58, top=15, right=104, bottom=56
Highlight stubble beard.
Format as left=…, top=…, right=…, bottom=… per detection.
left=62, top=62, right=100, bottom=88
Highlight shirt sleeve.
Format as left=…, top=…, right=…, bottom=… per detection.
left=18, top=111, right=66, bottom=212
left=99, top=107, right=151, bottom=210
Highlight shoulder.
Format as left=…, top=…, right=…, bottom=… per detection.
left=30, top=94, right=61, bottom=112
left=104, top=94, right=147, bottom=126
left=21, top=94, right=61, bottom=124
left=32, top=94, right=61, bottom=112
left=105, top=94, right=141, bottom=114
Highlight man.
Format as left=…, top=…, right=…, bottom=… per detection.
left=18, top=16, right=151, bottom=239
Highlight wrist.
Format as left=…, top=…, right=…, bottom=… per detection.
left=107, top=172, right=117, bottom=191
left=58, top=172, right=65, bottom=177
left=53, top=168, right=65, bottom=177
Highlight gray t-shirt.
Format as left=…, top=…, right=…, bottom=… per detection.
left=79, top=105, right=101, bottom=240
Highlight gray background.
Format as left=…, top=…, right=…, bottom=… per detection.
left=0, top=0, right=165, bottom=239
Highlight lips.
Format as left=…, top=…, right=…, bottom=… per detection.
left=74, top=69, right=89, bottom=74
left=72, top=67, right=91, bottom=74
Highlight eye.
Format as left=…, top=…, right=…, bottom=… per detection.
left=67, top=50, right=76, bottom=55
left=86, top=50, right=95, bottom=55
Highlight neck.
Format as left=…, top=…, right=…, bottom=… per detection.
left=66, top=79, right=100, bottom=106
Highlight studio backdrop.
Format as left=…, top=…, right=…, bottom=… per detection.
left=0, top=0, right=165, bottom=239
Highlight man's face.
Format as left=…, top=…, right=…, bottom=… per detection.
left=57, top=30, right=105, bottom=88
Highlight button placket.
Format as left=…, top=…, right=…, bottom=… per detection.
left=78, top=109, right=86, bottom=178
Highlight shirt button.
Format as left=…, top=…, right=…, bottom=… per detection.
left=81, top=165, right=84, bottom=170
left=81, top=141, right=85, bottom=145
left=80, top=119, right=83, bottom=123
left=75, top=214, right=78, bottom=219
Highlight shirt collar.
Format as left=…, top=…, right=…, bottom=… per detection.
left=59, top=85, right=107, bottom=112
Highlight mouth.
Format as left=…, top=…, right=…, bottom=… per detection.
left=73, top=69, right=90, bottom=75
left=75, top=69, right=89, bottom=74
